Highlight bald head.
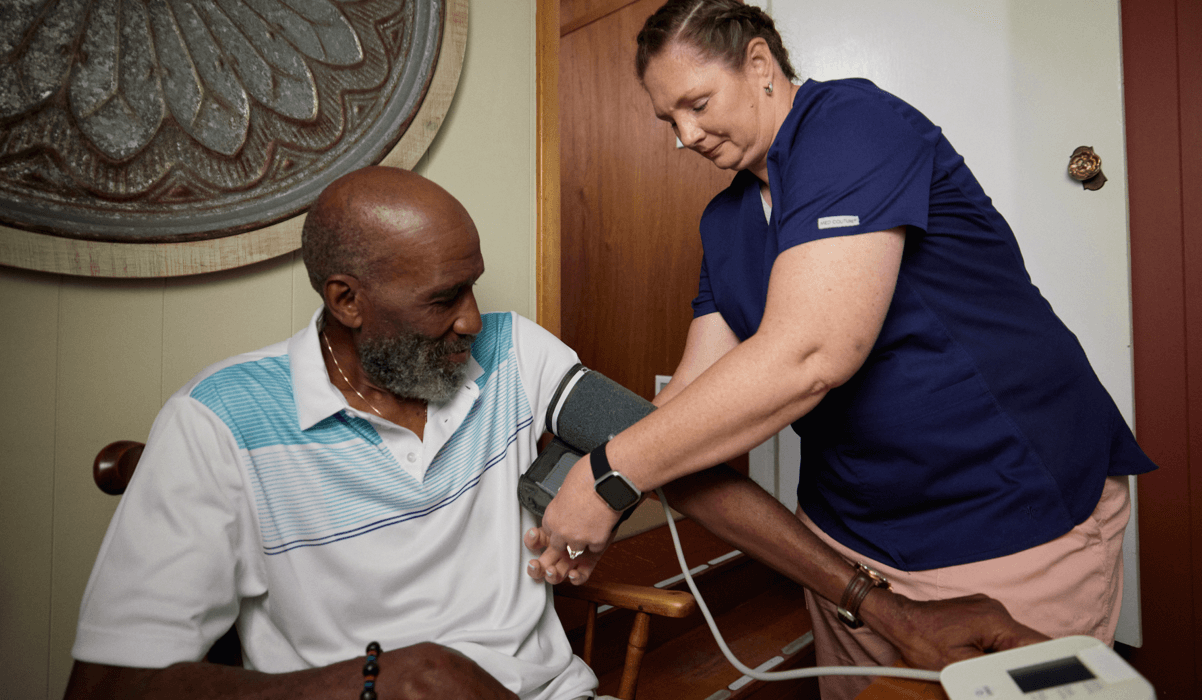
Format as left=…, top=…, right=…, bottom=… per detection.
left=302, top=166, right=477, bottom=293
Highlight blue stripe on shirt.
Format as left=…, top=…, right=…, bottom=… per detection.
left=190, top=313, right=531, bottom=554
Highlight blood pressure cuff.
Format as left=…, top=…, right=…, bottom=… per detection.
left=519, top=364, right=655, bottom=520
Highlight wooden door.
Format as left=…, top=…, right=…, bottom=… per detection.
left=558, top=0, right=732, bottom=401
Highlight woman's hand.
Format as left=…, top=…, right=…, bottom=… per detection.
left=525, top=454, right=619, bottom=584
left=524, top=524, right=613, bottom=586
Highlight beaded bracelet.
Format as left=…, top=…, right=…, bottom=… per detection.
left=361, top=641, right=381, bottom=700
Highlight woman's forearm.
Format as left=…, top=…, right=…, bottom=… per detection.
left=608, top=330, right=834, bottom=493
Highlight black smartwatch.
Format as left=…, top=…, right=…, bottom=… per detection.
left=589, top=442, right=642, bottom=512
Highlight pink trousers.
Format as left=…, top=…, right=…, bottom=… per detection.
left=799, top=476, right=1130, bottom=700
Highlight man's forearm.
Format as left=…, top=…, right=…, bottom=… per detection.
left=64, top=657, right=357, bottom=700
left=660, top=464, right=856, bottom=606
left=662, top=466, right=1050, bottom=669
left=660, top=467, right=936, bottom=659
left=63, top=643, right=519, bottom=700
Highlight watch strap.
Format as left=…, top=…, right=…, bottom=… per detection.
left=836, top=563, right=890, bottom=629
left=612, top=502, right=636, bottom=530
left=590, top=441, right=640, bottom=525
left=590, top=440, right=612, bottom=480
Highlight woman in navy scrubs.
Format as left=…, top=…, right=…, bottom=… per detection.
left=530, top=2, right=1155, bottom=696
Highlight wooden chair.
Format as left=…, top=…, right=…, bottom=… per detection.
left=93, top=441, right=695, bottom=699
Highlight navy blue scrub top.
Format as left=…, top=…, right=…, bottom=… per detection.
left=692, top=78, right=1156, bottom=571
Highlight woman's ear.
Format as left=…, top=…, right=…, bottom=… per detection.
left=323, top=274, right=365, bottom=330
left=744, top=37, right=774, bottom=83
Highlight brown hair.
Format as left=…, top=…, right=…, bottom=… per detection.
left=635, top=0, right=797, bottom=83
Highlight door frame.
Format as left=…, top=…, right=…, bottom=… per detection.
left=1121, top=0, right=1200, bottom=694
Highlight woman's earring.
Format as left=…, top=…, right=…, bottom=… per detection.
left=765, top=82, right=774, bottom=96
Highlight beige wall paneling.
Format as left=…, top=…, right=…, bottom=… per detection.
left=0, top=269, right=61, bottom=698
left=48, top=279, right=167, bottom=697
left=416, top=0, right=537, bottom=319
left=291, top=252, right=324, bottom=335
left=161, top=258, right=298, bottom=398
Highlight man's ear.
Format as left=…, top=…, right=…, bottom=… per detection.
left=323, top=274, right=364, bottom=330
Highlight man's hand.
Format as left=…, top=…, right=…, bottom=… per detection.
left=863, top=590, right=1050, bottom=670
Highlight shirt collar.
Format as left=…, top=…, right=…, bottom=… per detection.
left=290, top=308, right=484, bottom=432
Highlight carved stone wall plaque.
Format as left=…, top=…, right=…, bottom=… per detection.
left=0, top=0, right=467, bottom=276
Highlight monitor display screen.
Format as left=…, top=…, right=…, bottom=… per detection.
left=1009, top=657, right=1096, bottom=693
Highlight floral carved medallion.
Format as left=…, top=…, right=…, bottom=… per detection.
left=0, top=0, right=466, bottom=276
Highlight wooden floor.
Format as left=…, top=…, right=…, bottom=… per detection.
left=555, top=518, right=821, bottom=700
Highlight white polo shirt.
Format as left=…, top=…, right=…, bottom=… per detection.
left=73, top=311, right=595, bottom=700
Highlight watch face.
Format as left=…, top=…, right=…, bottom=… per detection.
left=595, top=473, right=640, bottom=511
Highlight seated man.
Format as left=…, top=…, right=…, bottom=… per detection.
left=65, top=167, right=598, bottom=700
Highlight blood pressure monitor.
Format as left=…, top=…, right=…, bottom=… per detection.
left=940, top=636, right=1154, bottom=700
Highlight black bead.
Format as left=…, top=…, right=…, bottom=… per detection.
left=360, top=690, right=377, bottom=700
left=362, top=661, right=379, bottom=676
left=366, top=641, right=382, bottom=654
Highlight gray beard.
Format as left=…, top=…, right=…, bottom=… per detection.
left=357, top=328, right=475, bottom=404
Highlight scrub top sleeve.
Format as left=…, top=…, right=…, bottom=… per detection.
left=691, top=253, right=718, bottom=318
left=773, top=90, right=934, bottom=253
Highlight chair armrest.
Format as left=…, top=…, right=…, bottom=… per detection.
left=94, top=440, right=145, bottom=495
left=554, top=580, right=696, bottom=619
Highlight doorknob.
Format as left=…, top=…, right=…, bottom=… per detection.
left=1068, top=146, right=1106, bottom=190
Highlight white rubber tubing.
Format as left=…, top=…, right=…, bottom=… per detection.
left=656, top=487, right=942, bottom=683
